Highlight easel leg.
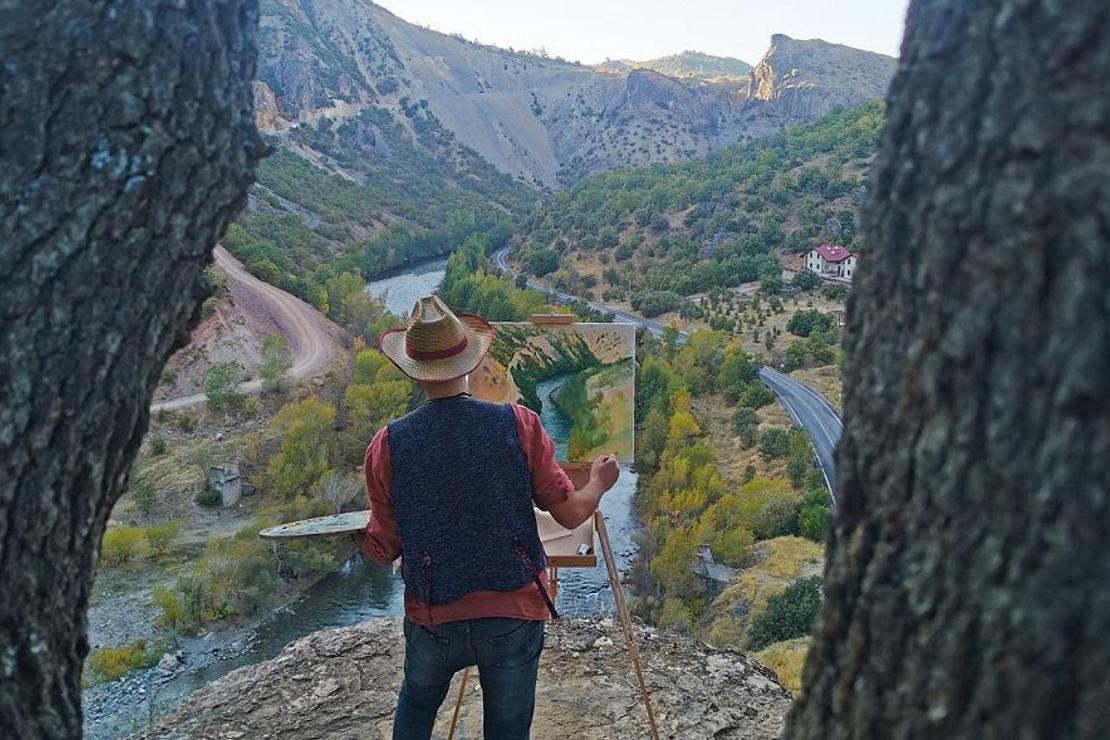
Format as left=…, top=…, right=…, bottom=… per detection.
left=548, top=564, right=559, bottom=603
left=448, top=666, right=470, bottom=740
left=595, top=512, right=661, bottom=740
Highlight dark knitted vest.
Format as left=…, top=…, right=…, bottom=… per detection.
left=387, top=396, right=548, bottom=610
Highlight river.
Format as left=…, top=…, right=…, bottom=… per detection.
left=83, top=259, right=640, bottom=737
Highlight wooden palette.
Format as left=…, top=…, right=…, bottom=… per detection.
left=258, top=508, right=596, bottom=567
left=259, top=510, right=372, bottom=539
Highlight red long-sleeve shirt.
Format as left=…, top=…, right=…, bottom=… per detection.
left=359, top=404, right=574, bottom=624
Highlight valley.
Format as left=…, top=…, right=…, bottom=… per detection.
left=86, top=0, right=884, bottom=732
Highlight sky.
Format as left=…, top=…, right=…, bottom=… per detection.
left=374, top=0, right=911, bottom=66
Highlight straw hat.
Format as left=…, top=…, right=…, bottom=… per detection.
left=378, top=296, right=495, bottom=382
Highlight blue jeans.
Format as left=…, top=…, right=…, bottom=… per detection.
left=393, top=617, right=545, bottom=740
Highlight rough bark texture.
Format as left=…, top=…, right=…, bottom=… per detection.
left=0, top=2, right=262, bottom=736
left=786, top=2, right=1110, bottom=738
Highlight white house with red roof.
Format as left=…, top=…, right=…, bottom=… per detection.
left=805, top=244, right=857, bottom=280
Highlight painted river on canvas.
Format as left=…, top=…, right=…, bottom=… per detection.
left=83, top=259, right=641, bottom=738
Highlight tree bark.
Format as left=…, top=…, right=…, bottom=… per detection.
left=786, top=2, right=1110, bottom=738
left=0, top=2, right=262, bottom=736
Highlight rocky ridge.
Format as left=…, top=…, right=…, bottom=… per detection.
left=254, top=0, right=896, bottom=188
left=140, top=617, right=792, bottom=739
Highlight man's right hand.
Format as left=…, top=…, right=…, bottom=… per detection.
left=590, top=454, right=621, bottom=492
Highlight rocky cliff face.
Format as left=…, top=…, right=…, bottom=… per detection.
left=741, top=34, right=897, bottom=126
left=140, top=617, right=791, bottom=739
left=253, top=1, right=895, bottom=187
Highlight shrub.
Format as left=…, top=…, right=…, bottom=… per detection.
left=145, top=519, right=183, bottom=557
left=100, top=526, right=150, bottom=566
left=746, top=575, right=822, bottom=650
left=149, top=434, right=167, bottom=456
left=131, top=477, right=157, bottom=518
left=85, top=639, right=158, bottom=683
left=659, top=597, right=694, bottom=634
left=786, top=309, right=832, bottom=337
left=752, top=496, right=801, bottom=540
left=797, top=489, right=830, bottom=542
left=732, top=407, right=759, bottom=448
left=195, top=488, right=222, bottom=507
left=739, top=383, right=775, bottom=409
left=204, top=361, right=241, bottom=409
left=260, top=335, right=292, bottom=393
left=759, top=429, right=791, bottom=460
left=792, top=269, right=820, bottom=291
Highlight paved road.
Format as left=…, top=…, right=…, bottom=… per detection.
left=759, top=368, right=842, bottom=504
left=494, top=246, right=842, bottom=499
left=151, top=246, right=342, bottom=412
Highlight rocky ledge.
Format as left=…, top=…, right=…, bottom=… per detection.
left=140, top=617, right=791, bottom=739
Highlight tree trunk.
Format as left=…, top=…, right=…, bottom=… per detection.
left=0, top=2, right=262, bottom=736
left=786, top=2, right=1110, bottom=738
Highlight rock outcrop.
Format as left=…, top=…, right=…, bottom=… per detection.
left=140, top=618, right=791, bottom=739
left=743, top=34, right=897, bottom=124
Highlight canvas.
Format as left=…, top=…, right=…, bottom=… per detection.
left=471, top=322, right=636, bottom=463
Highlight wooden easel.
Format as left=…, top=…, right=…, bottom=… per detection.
left=447, top=511, right=657, bottom=740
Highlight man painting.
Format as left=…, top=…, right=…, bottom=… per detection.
left=353, top=296, right=621, bottom=739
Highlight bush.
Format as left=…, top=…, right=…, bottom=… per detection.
left=204, top=361, right=241, bottom=409
left=739, top=383, right=775, bottom=409
left=792, top=269, right=820, bottom=291
left=131, top=477, right=157, bottom=518
left=100, top=526, right=150, bottom=566
left=752, top=496, right=801, bottom=540
left=85, top=639, right=158, bottom=683
left=759, top=429, right=791, bottom=460
left=149, top=434, right=167, bottom=456
left=786, top=309, right=832, bottom=337
left=145, top=519, right=183, bottom=557
left=630, top=290, right=682, bottom=318
left=732, top=407, right=759, bottom=448
left=260, top=335, right=292, bottom=394
left=195, top=488, right=222, bottom=507
left=797, top=489, right=830, bottom=542
left=746, top=575, right=822, bottom=650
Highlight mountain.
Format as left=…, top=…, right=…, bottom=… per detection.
left=254, top=2, right=895, bottom=188
left=228, top=0, right=895, bottom=302
left=596, top=51, right=753, bottom=81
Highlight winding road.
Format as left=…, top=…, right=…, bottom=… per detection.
left=151, top=246, right=343, bottom=412
left=493, top=246, right=843, bottom=500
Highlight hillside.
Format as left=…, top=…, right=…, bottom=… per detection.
left=597, top=51, right=753, bottom=81
left=511, top=101, right=885, bottom=304
left=219, top=0, right=895, bottom=305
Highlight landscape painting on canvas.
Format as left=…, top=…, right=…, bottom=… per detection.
left=471, top=323, right=636, bottom=463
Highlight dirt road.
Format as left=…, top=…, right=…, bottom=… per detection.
left=152, top=246, right=344, bottom=411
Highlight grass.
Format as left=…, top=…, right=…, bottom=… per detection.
left=753, top=637, right=810, bottom=693
left=83, top=638, right=163, bottom=686
left=706, top=536, right=824, bottom=645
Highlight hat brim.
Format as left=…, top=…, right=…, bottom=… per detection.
left=378, top=314, right=496, bottom=383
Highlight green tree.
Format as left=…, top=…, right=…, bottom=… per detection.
left=259, top=335, right=292, bottom=393
left=265, top=398, right=337, bottom=498
left=759, top=428, right=791, bottom=460
left=204, top=362, right=241, bottom=410
left=719, top=345, right=758, bottom=403
left=731, top=407, right=760, bottom=448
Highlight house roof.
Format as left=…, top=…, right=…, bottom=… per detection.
left=812, top=244, right=854, bottom=263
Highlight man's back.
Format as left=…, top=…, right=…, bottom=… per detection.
left=388, top=396, right=547, bottom=609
